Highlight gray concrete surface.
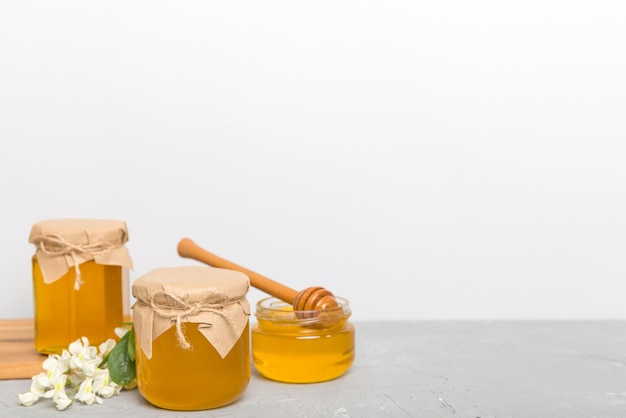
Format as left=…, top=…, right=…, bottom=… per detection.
left=1, top=321, right=625, bottom=417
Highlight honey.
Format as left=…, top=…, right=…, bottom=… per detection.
left=32, top=259, right=129, bottom=354
left=135, top=323, right=250, bottom=411
left=132, top=266, right=250, bottom=411
left=28, top=219, right=132, bottom=354
left=252, top=297, right=355, bottom=383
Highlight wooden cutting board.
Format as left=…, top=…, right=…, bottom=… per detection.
left=0, top=319, right=47, bottom=379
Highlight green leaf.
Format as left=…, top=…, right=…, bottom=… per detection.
left=108, top=328, right=136, bottom=385
left=127, top=327, right=136, bottom=362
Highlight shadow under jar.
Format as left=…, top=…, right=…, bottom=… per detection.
left=252, top=296, right=355, bottom=383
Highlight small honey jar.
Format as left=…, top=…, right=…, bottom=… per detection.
left=132, top=266, right=251, bottom=411
left=28, top=219, right=133, bottom=354
left=252, top=296, right=355, bottom=383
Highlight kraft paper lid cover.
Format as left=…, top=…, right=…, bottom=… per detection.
left=28, top=219, right=133, bottom=284
left=132, top=266, right=250, bottom=359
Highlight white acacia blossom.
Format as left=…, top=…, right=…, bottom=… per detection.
left=18, top=336, right=125, bottom=410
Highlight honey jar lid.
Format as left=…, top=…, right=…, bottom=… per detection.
left=28, top=218, right=133, bottom=285
left=132, top=266, right=250, bottom=359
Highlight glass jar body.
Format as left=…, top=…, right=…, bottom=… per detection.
left=136, top=322, right=250, bottom=411
left=252, top=297, right=355, bottom=383
left=32, top=257, right=129, bottom=354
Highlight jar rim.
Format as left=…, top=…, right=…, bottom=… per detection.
left=254, top=296, right=350, bottom=326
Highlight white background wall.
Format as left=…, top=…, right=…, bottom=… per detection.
left=1, top=1, right=625, bottom=321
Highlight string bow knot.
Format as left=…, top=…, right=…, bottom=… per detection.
left=34, top=234, right=118, bottom=290
left=148, top=291, right=243, bottom=350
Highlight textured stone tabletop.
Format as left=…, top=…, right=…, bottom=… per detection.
left=1, top=321, right=624, bottom=417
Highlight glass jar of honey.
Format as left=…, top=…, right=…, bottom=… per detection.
left=132, top=266, right=251, bottom=411
left=28, top=219, right=133, bottom=354
left=252, top=296, right=355, bottom=383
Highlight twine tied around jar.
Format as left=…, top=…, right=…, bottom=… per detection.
left=148, top=290, right=244, bottom=350
left=33, top=234, right=119, bottom=290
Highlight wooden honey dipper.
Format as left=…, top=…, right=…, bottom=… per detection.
left=177, top=238, right=339, bottom=313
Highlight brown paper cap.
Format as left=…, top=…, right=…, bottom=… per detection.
left=132, top=266, right=250, bottom=359
left=28, top=219, right=133, bottom=284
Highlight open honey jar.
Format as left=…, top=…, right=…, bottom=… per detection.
left=252, top=296, right=355, bottom=383
left=132, top=266, right=251, bottom=410
left=28, top=219, right=133, bottom=354
left=175, top=238, right=356, bottom=384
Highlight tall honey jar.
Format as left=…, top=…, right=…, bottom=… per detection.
left=28, top=219, right=133, bottom=354
left=132, top=266, right=251, bottom=411
left=252, top=296, right=355, bottom=383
